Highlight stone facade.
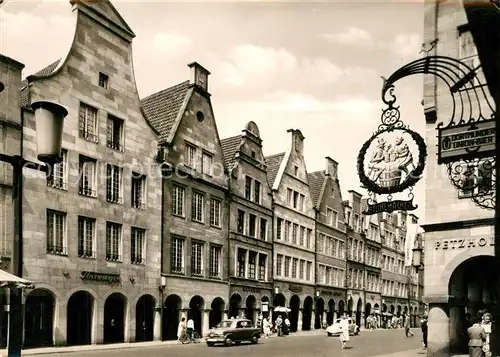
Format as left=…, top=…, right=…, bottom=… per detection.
left=8, top=0, right=162, bottom=347
left=422, top=1, right=496, bottom=356
left=221, top=122, right=274, bottom=323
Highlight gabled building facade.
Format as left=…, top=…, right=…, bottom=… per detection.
left=360, top=198, right=383, bottom=326
left=343, top=190, right=366, bottom=327
left=141, top=62, right=229, bottom=339
left=266, top=129, right=316, bottom=332
left=3, top=0, right=163, bottom=347
left=308, top=157, right=347, bottom=329
left=221, top=122, right=274, bottom=323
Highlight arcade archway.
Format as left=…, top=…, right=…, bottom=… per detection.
left=448, top=255, right=498, bottom=354
left=274, top=293, right=285, bottom=308
left=229, top=293, right=242, bottom=318
left=355, top=298, right=363, bottom=327
left=189, top=295, right=204, bottom=336
left=347, top=297, right=353, bottom=316
left=289, top=295, right=300, bottom=332
left=67, top=291, right=94, bottom=346
left=302, top=296, right=313, bottom=331
left=315, top=298, right=325, bottom=329
left=210, top=298, right=224, bottom=328
left=136, top=295, right=155, bottom=342
left=338, top=300, right=345, bottom=317
left=327, top=299, right=335, bottom=325
left=245, top=295, right=257, bottom=323
left=103, top=293, right=127, bottom=344
left=365, top=303, right=372, bottom=328
left=24, top=289, right=55, bottom=348
left=396, top=305, right=402, bottom=317
left=163, top=294, right=181, bottom=340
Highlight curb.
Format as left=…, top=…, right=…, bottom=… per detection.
left=372, top=349, right=424, bottom=357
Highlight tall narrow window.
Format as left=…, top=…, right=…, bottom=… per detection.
left=248, top=251, right=257, bottom=279
left=300, top=226, right=305, bottom=246
left=254, top=180, right=261, bottom=203
left=106, top=222, right=122, bottom=262
left=306, top=261, right=312, bottom=281
left=185, top=144, right=197, bottom=168
left=292, top=258, right=298, bottom=279
left=292, top=223, right=298, bottom=244
left=245, top=176, right=252, bottom=200
left=276, top=254, right=283, bottom=276
left=131, top=227, right=146, bottom=264
left=237, top=210, right=245, bottom=234
left=191, top=241, right=203, bottom=276
left=98, top=72, right=109, bottom=89
left=293, top=191, right=299, bottom=209
left=46, top=210, right=66, bottom=255
left=77, top=216, right=95, bottom=259
left=284, top=256, right=291, bottom=277
left=237, top=248, right=246, bottom=277
left=258, top=254, right=266, bottom=281
left=286, top=188, right=293, bottom=206
left=78, top=155, right=97, bottom=197
left=191, top=191, right=204, bottom=223
left=210, top=198, right=221, bottom=227
left=209, top=245, right=222, bottom=278
left=106, top=115, right=124, bottom=151
left=131, top=174, right=146, bottom=209
left=47, top=149, right=68, bottom=190
left=299, top=260, right=305, bottom=280
left=248, top=214, right=257, bottom=237
left=202, top=152, right=213, bottom=176
left=172, top=185, right=185, bottom=216
left=171, top=237, right=184, bottom=274
left=260, top=218, right=267, bottom=240
left=106, top=164, right=122, bottom=204
left=284, top=221, right=291, bottom=242
left=78, top=102, right=98, bottom=142
left=276, top=218, right=283, bottom=240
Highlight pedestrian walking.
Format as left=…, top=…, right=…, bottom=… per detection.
left=468, top=315, right=487, bottom=357
left=276, top=315, right=283, bottom=337
left=177, top=317, right=186, bottom=342
left=263, top=317, right=272, bottom=338
left=420, top=315, right=428, bottom=349
left=339, top=317, right=350, bottom=350
left=481, top=312, right=493, bottom=357
left=404, top=315, right=414, bottom=337
left=187, top=317, right=195, bottom=342
left=283, top=316, right=290, bottom=335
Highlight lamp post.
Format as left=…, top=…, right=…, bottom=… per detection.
left=0, top=82, right=68, bottom=357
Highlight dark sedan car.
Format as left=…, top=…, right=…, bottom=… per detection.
left=205, top=318, right=261, bottom=346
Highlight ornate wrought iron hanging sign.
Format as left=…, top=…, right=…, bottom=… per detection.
left=357, top=85, right=427, bottom=215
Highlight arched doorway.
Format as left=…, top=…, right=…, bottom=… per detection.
left=347, top=297, right=353, bottom=316
left=315, top=298, right=325, bottom=329
left=289, top=295, right=300, bottom=332
left=67, top=291, right=94, bottom=346
left=261, top=296, right=270, bottom=318
left=302, top=296, right=313, bottom=331
left=327, top=299, right=335, bottom=325
left=136, top=295, right=155, bottom=342
left=229, top=294, right=242, bottom=318
left=189, top=295, right=204, bottom=337
left=338, top=300, right=345, bottom=317
left=389, top=305, right=395, bottom=315
left=210, top=298, right=224, bottom=328
left=396, top=305, right=402, bottom=317
left=274, top=293, right=285, bottom=308
left=24, top=289, right=55, bottom=348
left=365, top=303, right=372, bottom=328
left=163, top=294, right=181, bottom=340
left=355, top=298, right=363, bottom=327
left=103, top=293, right=126, bottom=344
left=245, top=295, right=257, bottom=323
left=448, top=255, right=498, bottom=354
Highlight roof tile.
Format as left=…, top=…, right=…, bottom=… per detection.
left=20, top=59, right=62, bottom=107
left=220, top=135, right=242, bottom=170
left=264, top=153, right=285, bottom=187
left=140, top=81, right=190, bottom=144
left=307, top=171, right=325, bottom=207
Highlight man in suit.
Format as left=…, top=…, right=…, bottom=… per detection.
left=468, top=316, right=487, bottom=357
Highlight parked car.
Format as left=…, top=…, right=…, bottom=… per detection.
left=206, top=318, right=261, bottom=346
left=326, top=317, right=360, bottom=337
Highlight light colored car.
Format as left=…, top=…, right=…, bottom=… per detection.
left=326, top=317, right=360, bottom=337
left=205, top=318, right=261, bottom=346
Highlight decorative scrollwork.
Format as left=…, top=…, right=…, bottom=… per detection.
left=446, top=156, right=496, bottom=210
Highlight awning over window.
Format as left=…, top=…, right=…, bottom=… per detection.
left=0, top=270, right=34, bottom=289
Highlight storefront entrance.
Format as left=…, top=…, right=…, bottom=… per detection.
left=67, top=291, right=93, bottom=346
left=24, top=289, right=54, bottom=348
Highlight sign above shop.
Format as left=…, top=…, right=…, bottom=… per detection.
left=358, top=85, right=427, bottom=215
left=80, top=271, right=121, bottom=284
left=438, top=119, right=495, bottom=164
left=242, top=287, right=261, bottom=294
left=288, top=284, right=303, bottom=293
left=434, top=236, right=494, bottom=250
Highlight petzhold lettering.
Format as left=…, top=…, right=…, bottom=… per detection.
left=80, top=271, right=121, bottom=284
left=435, top=236, right=494, bottom=250
left=363, top=199, right=417, bottom=215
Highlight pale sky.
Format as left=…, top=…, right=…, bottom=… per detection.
left=0, top=0, right=427, bottom=222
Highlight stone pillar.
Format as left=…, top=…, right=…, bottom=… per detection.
left=298, top=309, right=303, bottom=331
left=223, top=310, right=228, bottom=320
left=310, top=310, right=315, bottom=330
left=203, top=309, right=210, bottom=337
left=239, top=308, right=245, bottom=318
left=427, top=302, right=450, bottom=357
left=322, top=311, right=327, bottom=326
left=180, top=309, right=188, bottom=320
left=153, top=308, right=161, bottom=341
left=333, top=311, right=337, bottom=321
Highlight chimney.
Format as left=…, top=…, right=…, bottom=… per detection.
left=188, top=62, right=210, bottom=93
left=325, top=156, right=338, bottom=179
left=287, top=128, right=305, bottom=155
left=0, top=54, right=24, bottom=126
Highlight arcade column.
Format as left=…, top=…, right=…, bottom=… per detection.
left=223, top=310, right=229, bottom=320
left=427, top=298, right=450, bottom=357
left=153, top=307, right=161, bottom=341
left=310, top=309, right=315, bottom=329
left=298, top=309, right=303, bottom=331
left=203, top=309, right=210, bottom=337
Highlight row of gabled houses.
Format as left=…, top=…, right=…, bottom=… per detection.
left=0, top=0, right=423, bottom=348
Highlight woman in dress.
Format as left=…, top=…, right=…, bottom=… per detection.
left=468, top=316, right=487, bottom=357
left=339, top=318, right=350, bottom=350
left=481, top=313, right=493, bottom=357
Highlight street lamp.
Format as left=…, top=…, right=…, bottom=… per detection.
left=0, top=83, right=68, bottom=357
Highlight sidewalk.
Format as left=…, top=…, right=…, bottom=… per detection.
left=2, top=329, right=326, bottom=356
left=373, top=348, right=425, bottom=357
